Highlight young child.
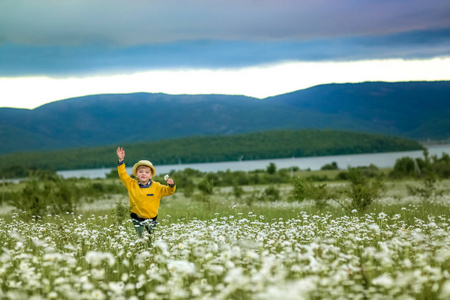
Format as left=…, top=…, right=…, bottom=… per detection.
left=116, top=147, right=176, bottom=237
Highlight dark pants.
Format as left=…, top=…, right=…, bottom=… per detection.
left=130, top=213, right=157, bottom=237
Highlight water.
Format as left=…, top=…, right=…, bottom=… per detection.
left=56, top=144, right=450, bottom=179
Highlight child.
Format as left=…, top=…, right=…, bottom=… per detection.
left=116, top=147, right=176, bottom=237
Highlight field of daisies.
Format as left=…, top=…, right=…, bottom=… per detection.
left=1, top=194, right=450, bottom=300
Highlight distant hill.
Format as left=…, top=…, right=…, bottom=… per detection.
left=0, top=129, right=423, bottom=178
left=1, top=81, right=449, bottom=155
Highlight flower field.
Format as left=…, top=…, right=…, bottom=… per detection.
left=1, top=202, right=450, bottom=300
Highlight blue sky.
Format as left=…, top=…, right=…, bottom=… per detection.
left=1, top=0, right=449, bottom=109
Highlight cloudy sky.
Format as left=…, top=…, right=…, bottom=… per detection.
left=1, top=0, right=450, bottom=109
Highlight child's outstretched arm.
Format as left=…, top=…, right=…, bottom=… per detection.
left=116, top=147, right=132, bottom=186
left=117, top=147, right=125, bottom=162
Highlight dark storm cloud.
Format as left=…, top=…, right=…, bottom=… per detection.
left=0, top=0, right=449, bottom=76
left=1, top=27, right=449, bottom=77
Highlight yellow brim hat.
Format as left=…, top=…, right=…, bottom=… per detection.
left=132, top=160, right=156, bottom=177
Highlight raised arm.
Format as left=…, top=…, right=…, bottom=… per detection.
left=116, top=147, right=132, bottom=186
left=116, top=147, right=125, bottom=162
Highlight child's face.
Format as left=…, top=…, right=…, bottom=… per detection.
left=136, top=166, right=153, bottom=183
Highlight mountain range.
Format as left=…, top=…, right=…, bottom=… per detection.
left=1, top=81, right=449, bottom=155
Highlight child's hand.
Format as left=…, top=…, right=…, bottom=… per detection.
left=116, top=147, right=125, bottom=161
left=164, top=174, right=174, bottom=185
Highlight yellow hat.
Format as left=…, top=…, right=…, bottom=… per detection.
left=132, top=160, right=156, bottom=177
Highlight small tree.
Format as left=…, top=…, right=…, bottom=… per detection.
left=266, top=162, right=277, bottom=175
left=336, top=167, right=384, bottom=213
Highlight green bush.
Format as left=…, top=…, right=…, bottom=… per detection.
left=340, top=167, right=384, bottom=212
left=266, top=162, right=277, bottom=175
left=83, top=181, right=127, bottom=200
left=391, top=150, right=450, bottom=179
left=198, top=179, right=214, bottom=195
left=49, top=178, right=79, bottom=214
left=289, top=176, right=328, bottom=203
left=168, top=171, right=195, bottom=197
left=321, top=161, right=339, bottom=170
left=10, top=172, right=80, bottom=218
left=113, top=199, right=130, bottom=225
left=338, top=164, right=381, bottom=180
left=232, top=183, right=244, bottom=199
left=432, top=153, right=450, bottom=178
left=390, top=156, right=417, bottom=178
left=235, top=171, right=251, bottom=186
left=264, top=186, right=280, bottom=202
left=407, top=174, right=443, bottom=200
left=11, top=176, right=48, bottom=218
left=105, top=169, right=119, bottom=179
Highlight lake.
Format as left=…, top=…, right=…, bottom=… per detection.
left=56, top=144, right=450, bottom=179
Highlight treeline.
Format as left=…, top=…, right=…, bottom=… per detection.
left=0, top=129, right=423, bottom=178
left=391, top=149, right=450, bottom=179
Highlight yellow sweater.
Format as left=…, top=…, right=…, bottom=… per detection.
left=118, top=163, right=176, bottom=219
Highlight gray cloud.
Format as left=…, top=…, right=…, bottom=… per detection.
left=1, top=0, right=449, bottom=78
left=1, top=27, right=449, bottom=77
left=1, top=0, right=449, bottom=45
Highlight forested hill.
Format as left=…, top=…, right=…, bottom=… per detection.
left=0, top=81, right=449, bottom=155
left=0, top=130, right=423, bottom=178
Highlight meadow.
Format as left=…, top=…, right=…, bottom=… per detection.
left=1, top=164, right=450, bottom=299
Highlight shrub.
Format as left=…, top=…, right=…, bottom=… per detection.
left=337, top=167, right=384, bottom=213
left=338, top=164, right=382, bottom=180
left=266, top=162, right=277, bottom=175
left=198, top=179, right=214, bottom=195
left=289, top=176, right=328, bottom=203
left=113, top=199, right=130, bottom=225
left=169, top=171, right=195, bottom=198
left=10, top=171, right=80, bottom=218
left=232, top=183, right=244, bottom=199
left=244, top=187, right=262, bottom=206
left=390, top=150, right=450, bottom=179
left=391, top=156, right=417, bottom=178
left=407, top=174, right=443, bottom=200
left=205, top=173, right=220, bottom=186
left=105, top=169, right=119, bottom=179
left=264, top=186, right=280, bottom=202
left=235, top=171, right=251, bottom=186
left=321, top=161, right=339, bottom=170
left=432, top=153, right=450, bottom=178
left=11, top=176, right=48, bottom=218
left=83, top=181, right=127, bottom=201
left=48, top=178, right=79, bottom=214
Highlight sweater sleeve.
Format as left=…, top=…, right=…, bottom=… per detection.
left=159, top=182, right=176, bottom=197
left=117, top=163, right=133, bottom=187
